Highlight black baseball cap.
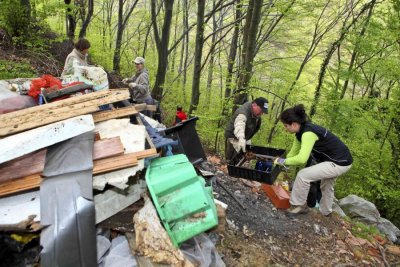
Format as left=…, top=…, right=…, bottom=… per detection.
left=253, top=97, right=268, bottom=113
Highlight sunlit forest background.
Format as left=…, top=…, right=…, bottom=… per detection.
left=0, top=0, right=399, bottom=226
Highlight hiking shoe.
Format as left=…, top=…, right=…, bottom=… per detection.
left=286, top=205, right=309, bottom=216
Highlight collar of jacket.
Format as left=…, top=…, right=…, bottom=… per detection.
left=73, top=48, right=86, bottom=61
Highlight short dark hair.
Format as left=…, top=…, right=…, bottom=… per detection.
left=177, top=105, right=183, bottom=111
left=74, top=38, right=91, bottom=51
left=280, top=104, right=309, bottom=124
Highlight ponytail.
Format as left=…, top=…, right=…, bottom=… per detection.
left=280, top=104, right=309, bottom=124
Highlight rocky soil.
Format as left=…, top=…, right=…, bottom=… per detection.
left=200, top=156, right=400, bottom=267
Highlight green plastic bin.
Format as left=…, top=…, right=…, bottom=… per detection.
left=145, top=154, right=218, bottom=247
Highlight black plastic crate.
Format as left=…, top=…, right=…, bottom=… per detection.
left=227, top=145, right=286, bottom=184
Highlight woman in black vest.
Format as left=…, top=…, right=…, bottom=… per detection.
left=275, top=104, right=353, bottom=216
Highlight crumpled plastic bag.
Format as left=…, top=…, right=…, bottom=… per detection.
left=180, top=233, right=225, bottom=267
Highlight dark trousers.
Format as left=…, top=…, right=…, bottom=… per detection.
left=225, top=138, right=238, bottom=164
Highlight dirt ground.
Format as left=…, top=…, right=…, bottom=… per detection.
left=200, top=156, right=400, bottom=267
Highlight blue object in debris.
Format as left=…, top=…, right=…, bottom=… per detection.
left=139, top=114, right=178, bottom=149
left=255, top=160, right=273, bottom=172
left=99, top=104, right=111, bottom=111
left=38, top=94, right=44, bottom=105
left=165, top=145, right=174, bottom=156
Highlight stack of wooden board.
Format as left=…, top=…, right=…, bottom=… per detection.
left=0, top=89, right=159, bottom=197
left=0, top=89, right=130, bottom=137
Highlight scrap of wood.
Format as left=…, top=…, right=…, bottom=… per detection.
left=0, top=152, right=139, bottom=197
left=135, top=115, right=156, bottom=150
left=0, top=90, right=111, bottom=121
left=93, top=153, right=138, bottom=175
left=0, top=115, right=95, bottom=164
left=134, top=103, right=157, bottom=112
left=93, top=106, right=138, bottom=122
left=93, top=137, right=125, bottom=160
left=0, top=90, right=130, bottom=137
left=0, top=149, right=46, bottom=183
left=130, top=148, right=158, bottom=159
left=0, top=174, right=43, bottom=197
left=386, top=244, right=400, bottom=256
left=0, top=137, right=124, bottom=183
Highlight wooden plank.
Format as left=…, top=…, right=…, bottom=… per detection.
left=130, top=148, right=158, bottom=159
left=0, top=150, right=46, bottom=183
left=93, top=153, right=138, bottom=175
left=93, top=106, right=138, bottom=123
left=0, top=90, right=130, bottom=136
left=134, top=103, right=157, bottom=112
left=0, top=174, right=43, bottom=197
left=0, top=106, right=99, bottom=137
left=0, top=137, right=124, bottom=183
left=3, top=91, right=129, bottom=126
left=0, top=152, right=139, bottom=197
left=0, top=115, right=95, bottom=164
left=0, top=90, right=112, bottom=121
left=135, top=115, right=156, bottom=149
left=93, top=137, right=125, bottom=160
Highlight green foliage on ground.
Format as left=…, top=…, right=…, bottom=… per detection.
left=0, top=59, right=36, bottom=79
left=347, top=218, right=382, bottom=241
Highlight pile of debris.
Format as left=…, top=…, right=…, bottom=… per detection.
left=0, top=78, right=227, bottom=266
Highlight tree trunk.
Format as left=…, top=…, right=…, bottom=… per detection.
left=20, top=0, right=31, bottom=21
left=112, top=0, right=124, bottom=73
left=171, top=0, right=181, bottom=71
left=205, top=0, right=219, bottom=110
left=182, top=0, right=190, bottom=105
left=65, top=0, right=76, bottom=39
left=151, top=0, right=175, bottom=101
left=233, top=0, right=264, bottom=110
left=188, top=0, right=206, bottom=115
left=112, top=0, right=139, bottom=73
left=225, top=0, right=241, bottom=99
left=79, top=0, right=94, bottom=38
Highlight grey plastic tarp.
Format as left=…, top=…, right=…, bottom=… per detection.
left=40, top=132, right=97, bottom=267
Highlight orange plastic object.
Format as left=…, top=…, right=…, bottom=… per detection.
left=262, top=184, right=290, bottom=209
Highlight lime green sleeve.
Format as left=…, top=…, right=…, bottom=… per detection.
left=286, top=137, right=301, bottom=158
left=285, top=132, right=319, bottom=166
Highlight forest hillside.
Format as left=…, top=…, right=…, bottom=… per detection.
left=0, top=0, right=399, bottom=228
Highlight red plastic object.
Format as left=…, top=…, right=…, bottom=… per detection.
left=28, top=75, right=62, bottom=102
left=262, top=184, right=290, bottom=209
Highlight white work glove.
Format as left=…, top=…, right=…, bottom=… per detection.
left=129, top=82, right=137, bottom=88
left=122, top=78, right=129, bottom=84
left=238, top=138, right=246, bottom=153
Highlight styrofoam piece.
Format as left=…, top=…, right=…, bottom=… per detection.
left=93, top=119, right=146, bottom=190
left=0, top=115, right=95, bottom=164
left=0, top=190, right=40, bottom=225
left=94, top=119, right=145, bottom=153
